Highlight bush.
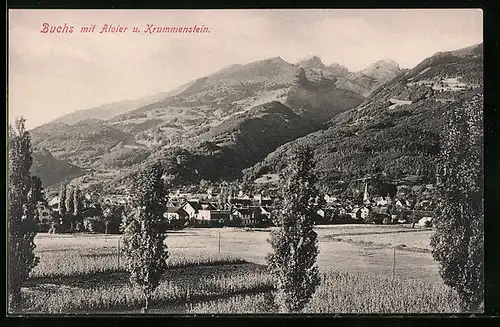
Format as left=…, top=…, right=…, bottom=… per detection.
left=83, top=217, right=105, bottom=233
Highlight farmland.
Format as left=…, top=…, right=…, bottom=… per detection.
left=19, top=224, right=460, bottom=314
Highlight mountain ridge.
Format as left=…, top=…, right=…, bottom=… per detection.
left=243, top=43, right=483, bottom=189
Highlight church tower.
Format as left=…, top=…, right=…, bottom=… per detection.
left=363, top=180, right=369, bottom=203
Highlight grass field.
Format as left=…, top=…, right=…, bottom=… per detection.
left=189, top=271, right=460, bottom=314
left=17, top=225, right=460, bottom=314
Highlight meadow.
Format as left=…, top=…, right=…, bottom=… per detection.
left=18, top=224, right=461, bottom=314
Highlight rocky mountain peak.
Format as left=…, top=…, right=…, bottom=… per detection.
left=326, top=63, right=350, bottom=77
left=296, top=55, right=326, bottom=70
left=361, top=59, right=401, bottom=80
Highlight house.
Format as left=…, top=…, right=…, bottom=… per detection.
left=180, top=200, right=216, bottom=220
left=163, top=207, right=189, bottom=221
left=395, top=199, right=405, bottom=208
left=180, top=201, right=202, bottom=219
left=197, top=209, right=214, bottom=222
left=162, top=207, right=189, bottom=229
left=232, top=207, right=261, bottom=227
left=359, top=206, right=370, bottom=220
left=197, top=209, right=232, bottom=226
left=348, top=206, right=370, bottom=220
left=211, top=210, right=232, bottom=223
left=37, top=201, right=52, bottom=224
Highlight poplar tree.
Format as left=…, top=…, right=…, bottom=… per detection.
left=65, top=186, right=75, bottom=217
left=267, top=145, right=323, bottom=313
left=121, top=160, right=169, bottom=312
left=58, top=183, right=67, bottom=218
left=73, top=187, right=81, bottom=216
left=8, top=117, right=40, bottom=310
left=430, top=93, right=484, bottom=312
left=73, top=188, right=83, bottom=232
left=64, top=186, right=75, bottom=231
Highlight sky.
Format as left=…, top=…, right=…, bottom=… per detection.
left=8, top=9, right=483, bottom=129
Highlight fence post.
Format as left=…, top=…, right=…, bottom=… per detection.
left=117, top=237, right=120, bottom=269
left=392, top=247, right=396, bottom=282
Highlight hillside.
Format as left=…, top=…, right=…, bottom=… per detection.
left=30, top=147, right=83, bottom=187
left=49, top=92, right=177, bottom=125
left=48, top=79, right=202, bottom=126
left=244, top=43, right=483, bottom=188
left=30, top=119, right=135, bottom=167
left=114, top=101, right=324, bottom=187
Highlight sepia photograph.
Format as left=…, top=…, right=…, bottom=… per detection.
left=7, top=9, right=484, bottom=315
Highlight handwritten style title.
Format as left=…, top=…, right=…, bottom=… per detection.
left=40, top=23, right=211, bottom=34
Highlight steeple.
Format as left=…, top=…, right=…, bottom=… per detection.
left=363, top=180, right=369, bottom=203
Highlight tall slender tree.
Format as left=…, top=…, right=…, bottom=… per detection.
left=8, top=117, right=40, bottom=310
left=430, top=93, right=484, bottom=312
left=58, top=183, right=67, bottom=218
left=64, top=186, right=76, bottom=231
left=65, top=186, right=75, bottom=217
left=267, top=145, right=323, bottom=313
left=73, top=187, right=81, bottom=216
left=121, top=160, right=169, bottom=312
left=73, top=187, right=83, bottom=232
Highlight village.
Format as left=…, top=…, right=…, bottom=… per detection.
left=35, top=180, right=438, bottom=234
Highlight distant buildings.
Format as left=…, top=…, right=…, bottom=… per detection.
left=39, top=178, right=437, bottom=231
left=36, top=201, right=52, bottom=224
left=166, top=194, right=274, bottom=228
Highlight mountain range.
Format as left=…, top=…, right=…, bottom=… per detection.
left=244, top=43, right=483, bottom=190
left=26, top=43, right=482, bottom=191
